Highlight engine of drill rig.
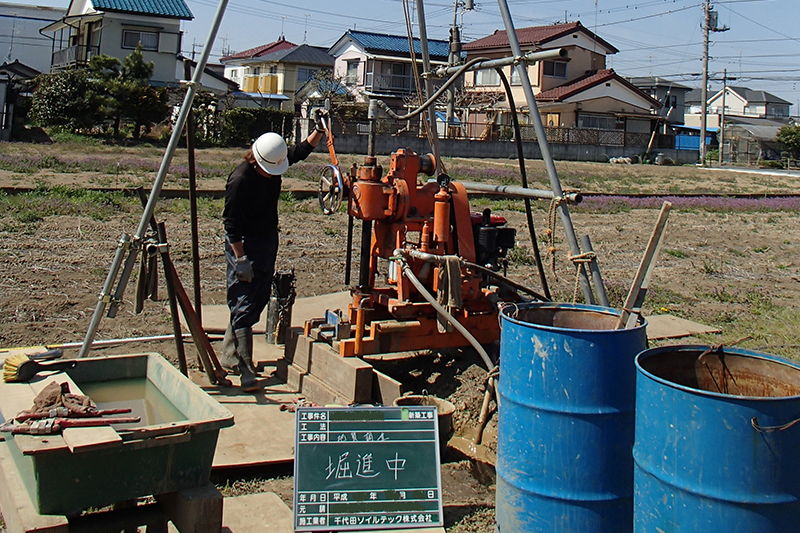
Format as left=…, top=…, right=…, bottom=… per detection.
left=345, top=148, right=515, bottom=313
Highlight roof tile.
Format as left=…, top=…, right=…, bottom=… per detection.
left=221, top=38, right=297, bottom=61
left=463, top=21, right=617, bottom=54
left=91, top=0, right=192, bottom=19
left=344, top=30, right=451, bottom=61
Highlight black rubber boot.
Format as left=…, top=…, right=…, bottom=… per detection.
left=233, top=327, right=259, bottom=392
left=219, top=323, right=239, bottom=373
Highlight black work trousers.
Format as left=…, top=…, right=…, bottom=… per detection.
left=225, top=232, right=279, bottom=331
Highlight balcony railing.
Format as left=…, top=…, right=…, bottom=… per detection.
left=52, top=45, right=99, bottom=70
left=364, top=72, right=415, bottom=96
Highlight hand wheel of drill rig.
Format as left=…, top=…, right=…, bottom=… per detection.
left=318, top=164, right=344, bottom=215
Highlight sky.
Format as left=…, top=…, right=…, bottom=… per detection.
left=24, top=0, right=800, bottom=109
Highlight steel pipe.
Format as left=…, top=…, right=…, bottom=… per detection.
left=459, top=181, right=582, bottom=204
left=430, top=48, right=567, bottom=78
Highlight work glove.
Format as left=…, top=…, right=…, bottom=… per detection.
left=235, top=255, right=254, bottom=283
left=312, top=108, right=329, bottom=133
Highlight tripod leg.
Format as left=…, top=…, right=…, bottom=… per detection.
left=159, top=244, right=188, bottom=376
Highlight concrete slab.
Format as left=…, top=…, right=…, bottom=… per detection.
left=645, top=314, right=721, bottom=340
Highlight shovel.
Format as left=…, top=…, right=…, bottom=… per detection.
left=448, top=373, right=498, bottom=484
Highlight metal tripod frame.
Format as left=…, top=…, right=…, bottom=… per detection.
left=77, top=0, right=230, bottom=359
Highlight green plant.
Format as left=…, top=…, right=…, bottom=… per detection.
left=665, top=249, right=688, bottom=258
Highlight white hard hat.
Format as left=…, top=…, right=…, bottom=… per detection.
left=252, top=132, right=289, bottom=175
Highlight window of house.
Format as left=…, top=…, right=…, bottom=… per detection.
left=545, top=113, right=561, bottom=127
left=269, top=65, right=278, bottom=74
left=509, top=66, right=525, bottom=85
left=252, top=67, right=261, bottom=75
left=346, top=60, right=359, bottom=84
left=543, top=61, right=567, bottom=78
left=297, top=67, right=317, bottom=83
left=578, top=114, right=615, bottom=130
left=475, top=68, right=499, bottom=86
left=122, top=30, right=158, bottom=51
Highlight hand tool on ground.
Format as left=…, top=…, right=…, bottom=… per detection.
left=3, top=357, right=77, bottom=383
left=3, top=416, right=141, bottom=435
left=15, top=407, right=132, bottom=423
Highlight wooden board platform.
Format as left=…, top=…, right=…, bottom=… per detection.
left=190, top=369, right=299, bottom=469
left=181, top=291, right=352, bottom=334
left=645, top=314, right=721, bottom=340
left=214, top=491, right=445, bottom=533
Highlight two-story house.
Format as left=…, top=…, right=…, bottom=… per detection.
left=627, top=76, right=692, bottom=126
left=462, top=22, right=660, bottom=139
left=41, top=0, right=192, bottom=86
left=326, top=30, right=452, bottom=114
left=221, top=37, right=334, bottom=111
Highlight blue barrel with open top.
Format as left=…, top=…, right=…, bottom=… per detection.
left=634, top=345, right=800, bottom=532
left=496, top=302, right=647, bottom=533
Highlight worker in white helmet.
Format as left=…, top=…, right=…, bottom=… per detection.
left=221, top=112, right=327, bottom=391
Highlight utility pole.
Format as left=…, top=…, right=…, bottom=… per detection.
left=699, top=0, right=711, bottom=166
left=719, top=68, right=727, bottom=165
left=446, top=0, right=464, bottom=138
left=699, top=0, right=728, bottom=166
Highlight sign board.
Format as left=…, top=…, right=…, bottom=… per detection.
left=293, top=406, right=443, bottom=531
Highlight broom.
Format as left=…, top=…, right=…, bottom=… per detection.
left=2, top=349, right=72, bottom=383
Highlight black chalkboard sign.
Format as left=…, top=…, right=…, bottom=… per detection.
left=293, top=406, right=443, bottom=531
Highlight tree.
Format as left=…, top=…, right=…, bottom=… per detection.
left=29, top=46, right=168, bottom=138
left=776, top=124, right=800, bottom=159
left=28, top=69, right=105, bottom=131
left=89, top=46, right=169, bottom=139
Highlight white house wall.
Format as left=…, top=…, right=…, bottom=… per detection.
left=545, top=32, right=615, bottom=56
left=99, top=13, right=182, bottom=84
left=561, top=81, right=656, bottom=114
left=0, top=3, right=64, bottom=73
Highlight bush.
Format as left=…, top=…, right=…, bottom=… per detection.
left=220, top=107, right=294, bottom=146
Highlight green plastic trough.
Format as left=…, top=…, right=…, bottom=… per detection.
left=4, top=353, right=233, bottom=515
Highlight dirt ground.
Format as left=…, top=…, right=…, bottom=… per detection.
left=1, top=140, right=799, bottom=531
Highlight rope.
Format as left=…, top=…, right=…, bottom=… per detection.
left=543, top=196, right=565, bottom=280
left=752, top=416, right=800, bottom=433
left=567, top=251, right=596, bottom=304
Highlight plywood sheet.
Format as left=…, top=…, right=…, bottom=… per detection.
left=186, top=292, right=352, bottom=335
left=200, top=373, right=300, bottom=468
left=645, top=314, right=721, bottom=340
left=220, top=492, right=294, bottom=533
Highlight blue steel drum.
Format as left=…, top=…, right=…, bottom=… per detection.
left=496, top=302, right=648, bottom=533
left=634, top=345, right=800, bottom=532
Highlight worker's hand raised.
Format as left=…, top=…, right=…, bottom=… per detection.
left=312, top=108, right=329, bottom=133
left=235, top=256, right=254, bottom=283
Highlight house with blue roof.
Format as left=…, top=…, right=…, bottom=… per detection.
left=40, top=0, right=193, bottom=86
left=326, top=30, right=454, bottom=112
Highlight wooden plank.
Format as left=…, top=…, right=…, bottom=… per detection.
left=645, top=314, right=722, bottom=340
left=62, top=426, right=122, bottom=453
left=618, top=201, right=672, bottom=329
left=309, top=342, right=373, bottom=404
left=220, top=492, right=294, bottom=533
left=26, top=372, right=123, bottom=455
left=298, top=373, right=351, bottom=407
left=286, top=335, right=313, bottom=372
left=372, top=369, right=403, bottom=406
left=0, top=430, right=69, bottom=533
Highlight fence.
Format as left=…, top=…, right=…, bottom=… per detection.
left=331, top=120, right=655, bottom=149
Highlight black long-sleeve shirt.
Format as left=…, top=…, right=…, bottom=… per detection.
left=223, top=140, right=315, bottom=243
